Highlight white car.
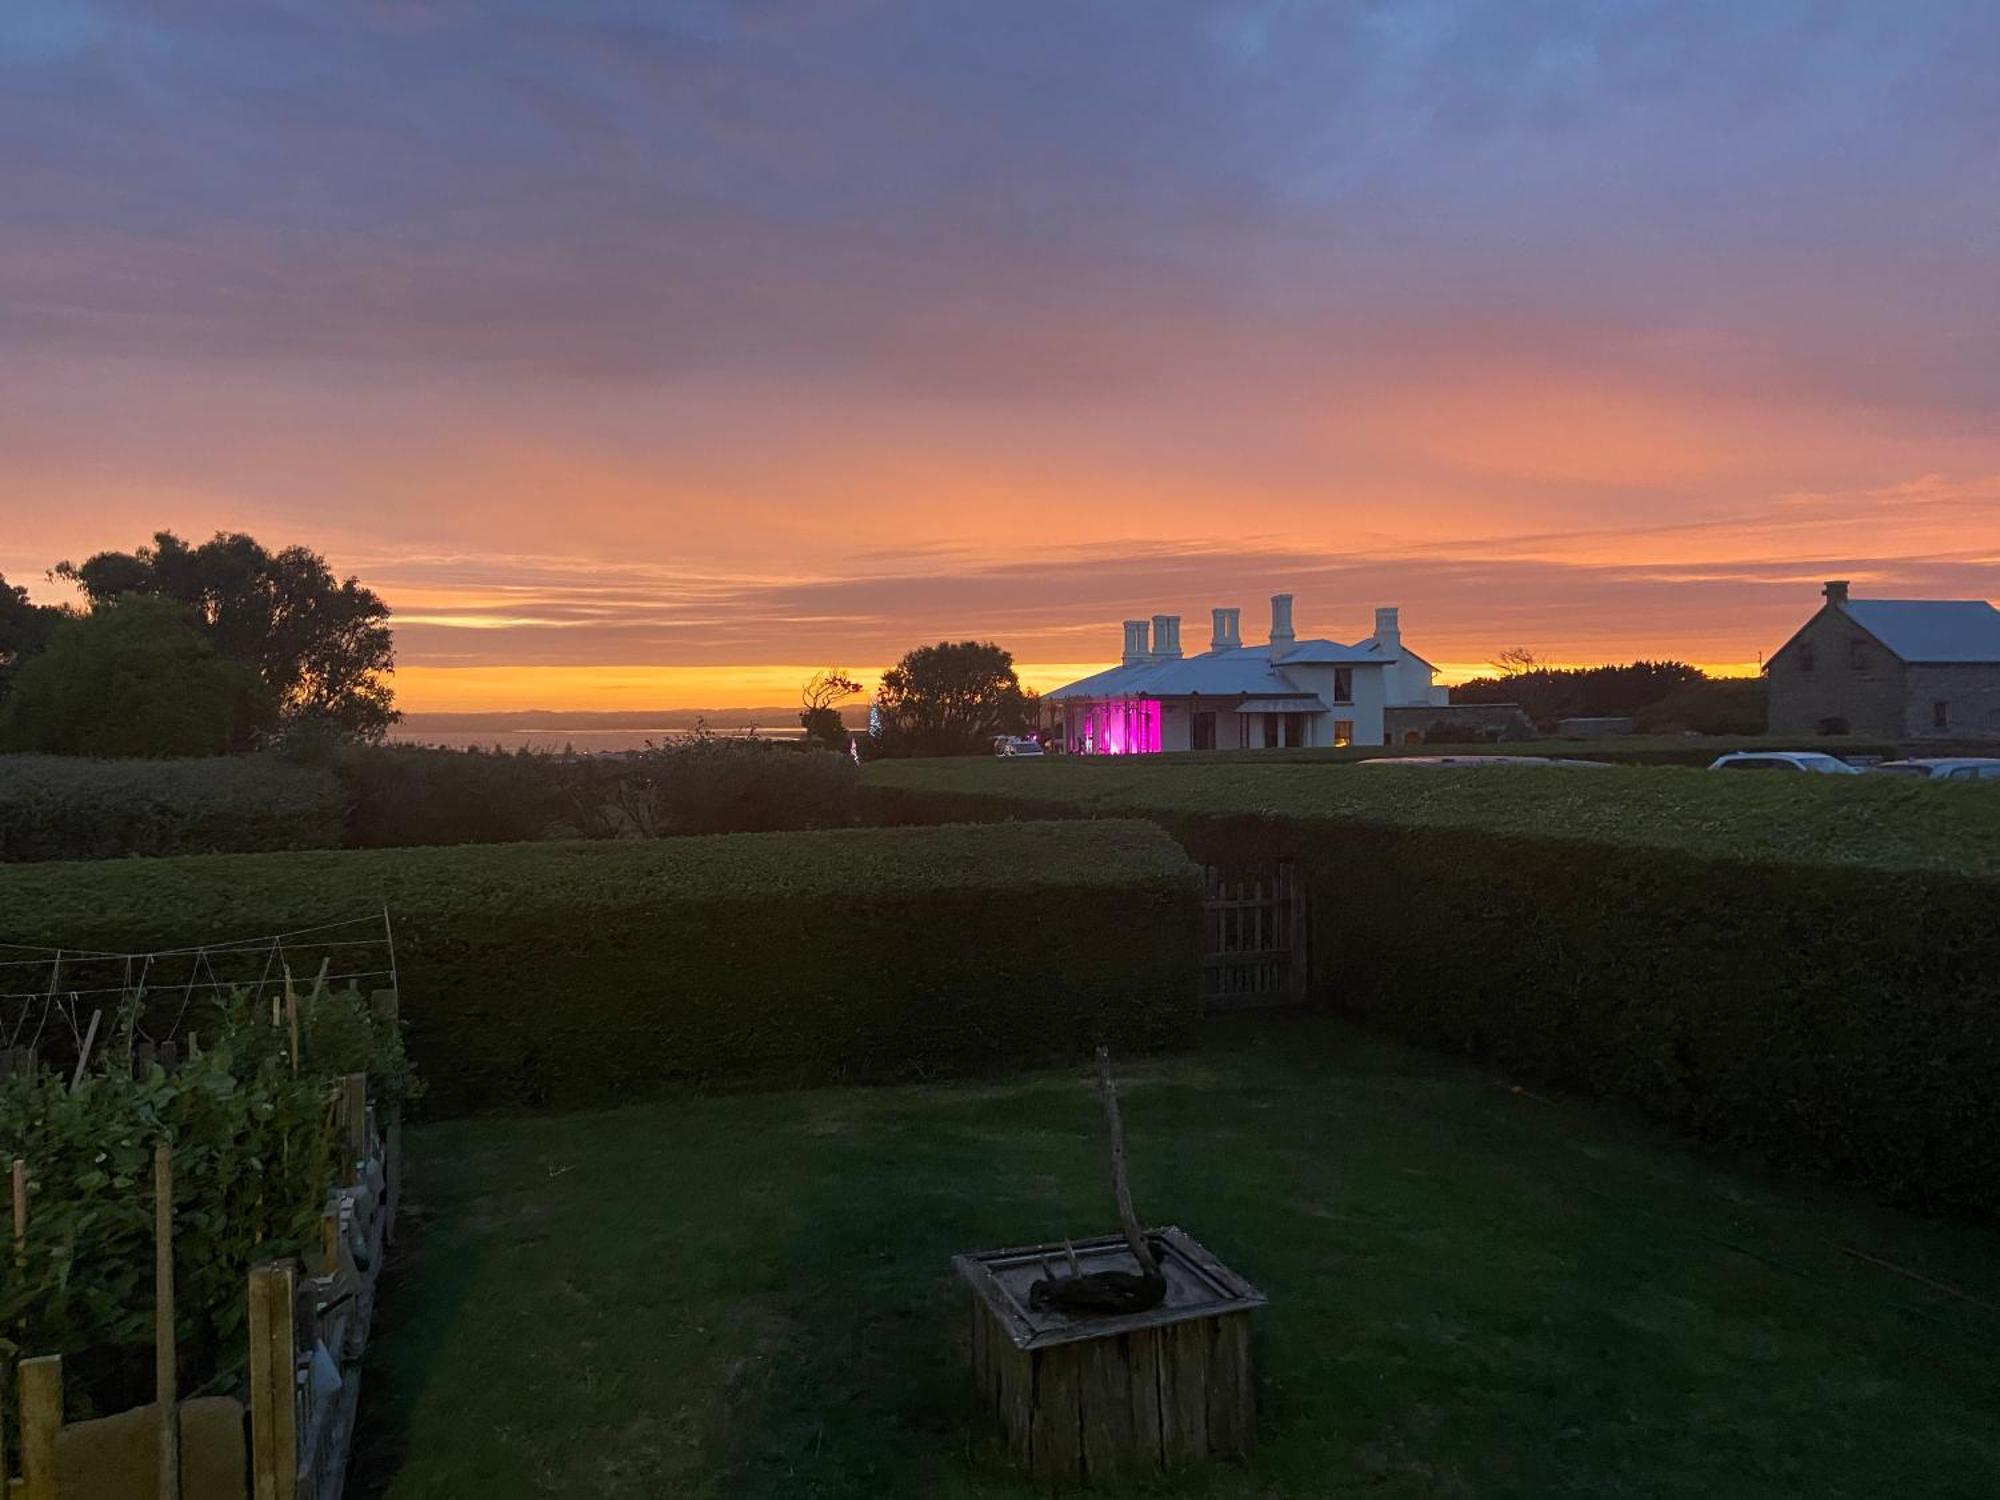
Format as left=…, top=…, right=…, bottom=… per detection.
left=993, top=736, right=1044, bottom=758
left=1870, top=757, right=2000, bottom=782
left=1707, top=751, right=1862, bottom=775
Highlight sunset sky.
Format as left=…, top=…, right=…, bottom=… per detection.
left=5, top=1, right=1997, bottom=710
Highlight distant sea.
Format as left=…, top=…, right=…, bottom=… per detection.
left=393, top=724, right=807, bottom=754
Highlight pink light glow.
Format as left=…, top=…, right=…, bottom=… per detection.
left=1080, top=699, right=1160, bottom=755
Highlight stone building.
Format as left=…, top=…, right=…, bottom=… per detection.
left=1766, top=581, right=2000, bottom=741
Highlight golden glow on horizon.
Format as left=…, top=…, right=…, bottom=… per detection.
left=393, top=658, right=1767, bottom=712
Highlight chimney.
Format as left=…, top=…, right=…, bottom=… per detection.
left=1268, top=593, right=1295, bottom=656
left=1373, top=606, right=1401, bottom=650
left=1121, top=618, right=1151, bottom=665
left=1210, top=607, right=1241, bottom=652
left=1151, top=614, right=1182, bottom=660
left=1823, top=580, right=1850, bottom=605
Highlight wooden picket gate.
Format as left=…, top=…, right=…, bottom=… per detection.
left=1200, top=863, right=1307, bottom=1010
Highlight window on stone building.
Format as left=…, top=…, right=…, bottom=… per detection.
left=1799, top=643, right=1816, bottom=672
left=1849, top=639, right=1867, bottom=670
left=1934, top=699, right=1950, bottom=729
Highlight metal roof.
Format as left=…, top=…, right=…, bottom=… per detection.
left=1046, top=639, right=1395, bottom=700
left=1841, top=600, right=2000, bottom=663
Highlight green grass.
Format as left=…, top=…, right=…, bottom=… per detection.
left=353, top=1019, right=2000, bottom=1498
left=862, top=755, right=2000, bottom=875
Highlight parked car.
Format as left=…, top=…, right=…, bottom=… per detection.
left=993, top=736, right=1044, bottom=758
left=1707, top=751, right=1862, bottom=775
left=1869, top=757, right=2000, bottom=782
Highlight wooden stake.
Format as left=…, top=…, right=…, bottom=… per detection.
left=248, top=1263, right=300, bottom=1500
left=20, top=1354, right=60, bottom=1500
left=284, top=968, right=301, bottom=1078
left=156, top=1144, right=181, bottom=1500
left=11, top=1156, right=26, bottom=1279
left=69, top=1007, right=103, bottom=1093
left=1096, top=1046, right=1160, bottom=1279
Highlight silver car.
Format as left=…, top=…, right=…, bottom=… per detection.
left=1707, top=751, right=1862, bottom=775
left=1870, top=757, right=2000, bottom=782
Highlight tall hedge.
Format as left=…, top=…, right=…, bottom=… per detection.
left=0, top=753, right=343, bottom=862
left=0, top=821, right=1202, bottom=1115
left=858, top=759, right=2000, bottom=1219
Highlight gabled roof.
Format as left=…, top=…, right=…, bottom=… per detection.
left=1840, top=600, right=2000, bottom=663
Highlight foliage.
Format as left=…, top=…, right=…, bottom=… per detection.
left=1633, top=674, right=1769, bottom=735
left=1453, top=658, right=1708, bottom=729
left=858, top=757, right=2000, bottom=1217
left=57, top=529, right=397, bottom=741
left=871, top=640, right=1035, bottom=757
left=0, top=820, right=1203, bottom=1115
left=0, top=597, right=269, bottom=757
left=335, top=735, right=862, bottom=846
left=357, top=1023, right=2000, bottom=1498
left=0, top=752, right=343, bottom=862
left=0, top=985, right=414, bottom=1418
left=0, top=571, right=63, bottom=703
left=800, top=668, right=863, bottom=752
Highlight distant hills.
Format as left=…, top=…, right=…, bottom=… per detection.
left=396, top=708, right=802, bottom=732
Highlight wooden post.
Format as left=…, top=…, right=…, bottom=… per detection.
left=11, top=1156, right=26, bottom=1264
left=19, top=1354, right=61, bottom=1500
left=371, top=991, right=402, bottom=1244
left=284, top=969, right=302, bottom=1079
left=69, top=1007, right=103, bottom=1092
left=156, top=1144, right=181, bottom=1500
left=248, top=1263, right=300, bottom=1500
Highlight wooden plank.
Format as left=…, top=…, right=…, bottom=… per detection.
left=1158, top=1317, right=1209, bottom=1465
left=249, top=1262, right=300, bottom=1500
left=1078, top=1332, right=1136, bottom=1481
left=157, top=1144, right=181, bottom=1500
left=20, top=1355, right=61, bottom=1500
left=1126, top=1327, right=1164, bottom=1471
left=1028, top=1344, right=1084, bottom=1483
left=993, top=1330, right=1033, bottom=1466
left=1204, top=1313, right=1253, bottom=1455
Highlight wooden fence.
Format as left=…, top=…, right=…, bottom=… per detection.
left=2, top=990, right=401, bottom=1500
left=1200, top=863, right=1308, bottom=1010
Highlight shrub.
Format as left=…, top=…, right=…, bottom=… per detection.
left=0, top=821, right=1203, bottom=1115
left=0, top=753, right=343, bottom=862
left=857, top=758, right=2000, bottom=1219
left=335, top=737, right=861, bottom=847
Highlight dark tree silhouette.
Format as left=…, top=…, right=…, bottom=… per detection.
left=799, top=668, right=863, bottom=751
left=1453, top=659, right=1706, bottom=730
left=0, top=572, right=63, bottom=703
left=872, top=641, right=1033, bottom=757
left=56, top=530, right=397, bottom=740
left=0, top=596, right=267, bottom=757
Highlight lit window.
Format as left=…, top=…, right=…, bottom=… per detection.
left=1333, top=719, right=1354, bottom=747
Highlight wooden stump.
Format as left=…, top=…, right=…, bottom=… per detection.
left=956, top=1227, right=1264, bottom=1485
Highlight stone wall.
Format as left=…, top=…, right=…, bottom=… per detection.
left=1767, top=606, right=1909, bottom=738
left=1904, top=664, right=2000, bottom=742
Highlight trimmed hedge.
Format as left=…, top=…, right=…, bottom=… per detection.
left=0, top=821, right=1202, bottom=1115
left=860, top=759, right=2000, bottom=1219
left=0, top=753, right=343, bottom=862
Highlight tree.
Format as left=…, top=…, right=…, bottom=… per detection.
left=0, top=572, right=63, bottom=703
left=872, top=641, right=1032, bottom=757
left=1454, top=659, right=1707, bottom=731
left=799, top=668, right=863, bottom=751
left=0, top=596, right=268, bottom=757
left=55, top=530, right=397, bottom=740
left=1490, top=646, right=1543, bottom=676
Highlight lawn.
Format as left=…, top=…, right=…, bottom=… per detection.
left=352, top=1018, right=2000, bottom=1499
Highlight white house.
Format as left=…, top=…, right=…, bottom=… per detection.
left=1047, top=594, right=1449, bottom=753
